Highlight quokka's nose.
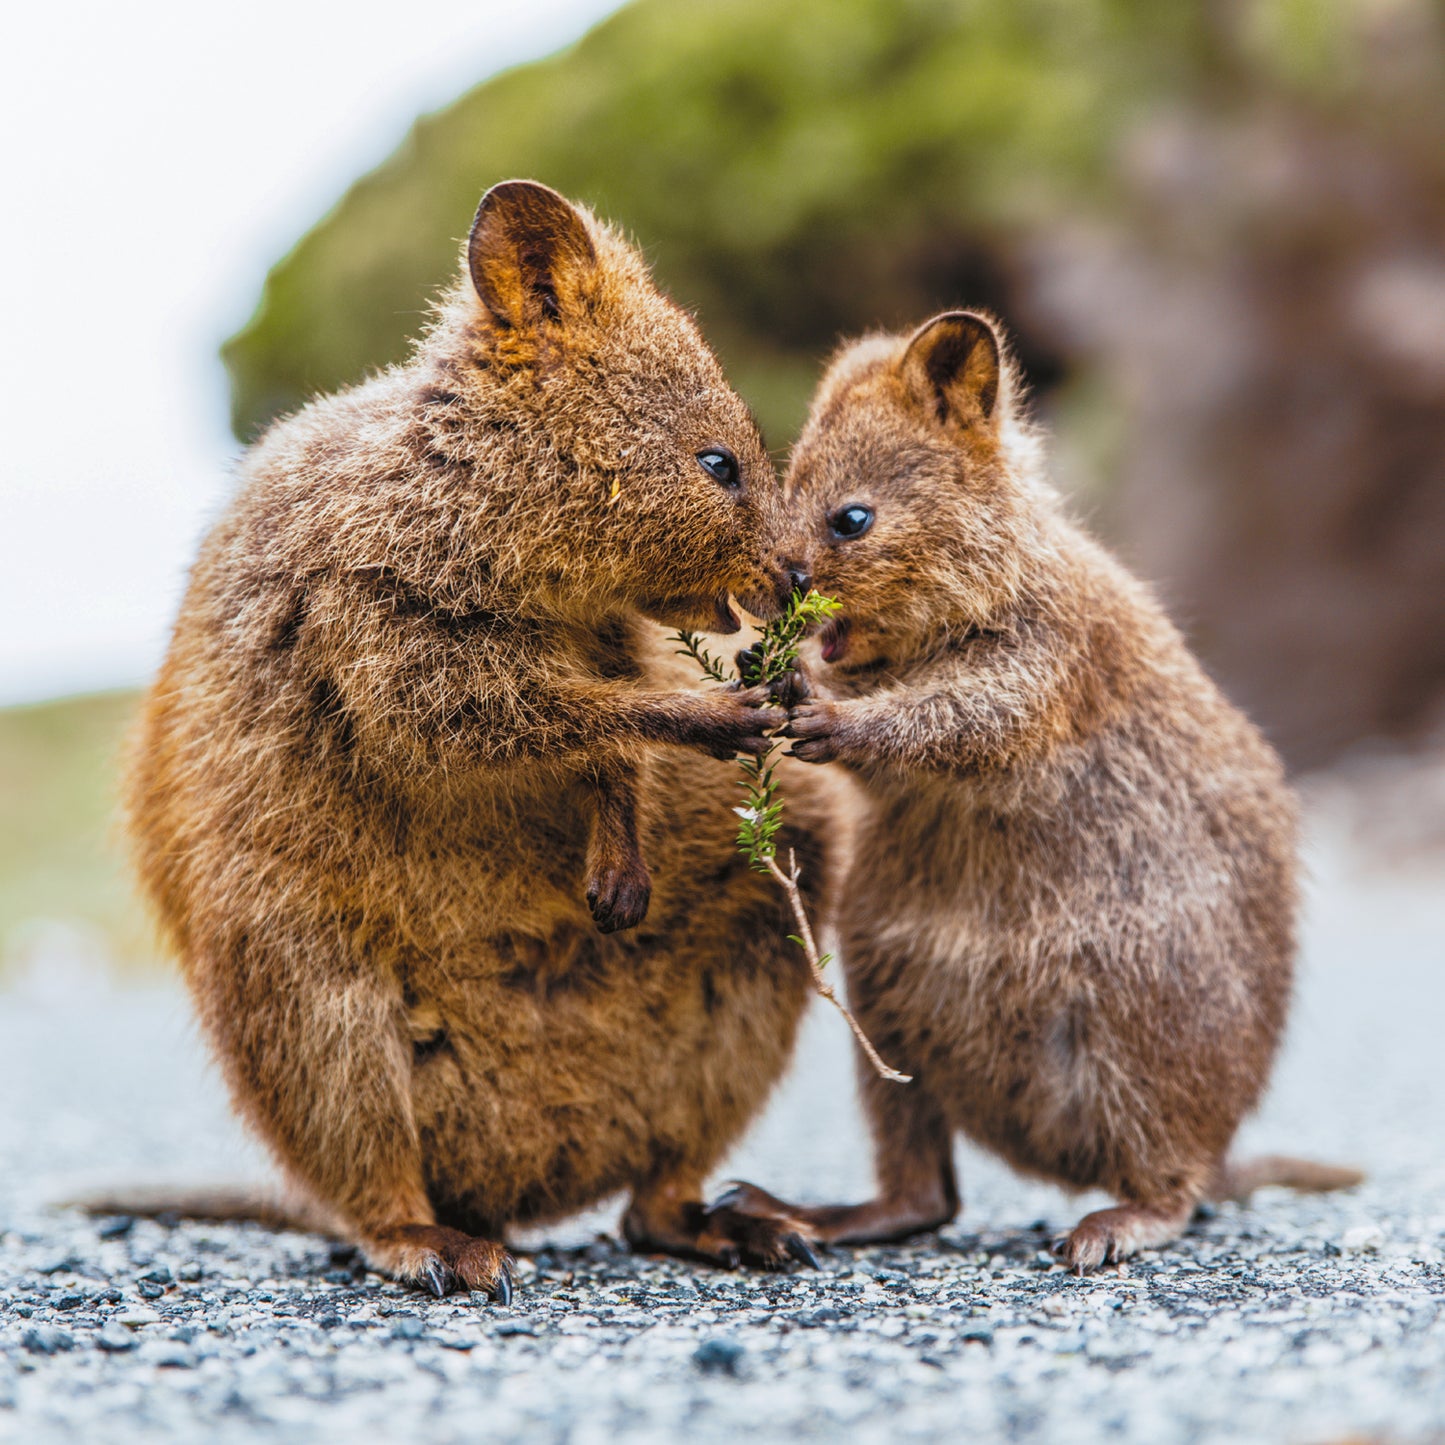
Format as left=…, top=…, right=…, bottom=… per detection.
left=783, top=561, right=812, bottom=600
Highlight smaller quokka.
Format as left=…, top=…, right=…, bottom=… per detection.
left=720, top=310, right=1362, bottom=1272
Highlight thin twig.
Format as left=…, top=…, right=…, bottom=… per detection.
left=672, top=596, right=911, bottom=1086
left=767, top=848, right=912, bottom=1084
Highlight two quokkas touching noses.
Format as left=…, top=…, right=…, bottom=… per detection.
left=120, top=178, right=1357, bottom=1303
left=723, top=308, right=1362, bottom=1272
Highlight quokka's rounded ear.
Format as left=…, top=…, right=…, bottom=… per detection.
left=467, top=180, right=598, bottom=328
left=900, top=311, right=1003, bottom=434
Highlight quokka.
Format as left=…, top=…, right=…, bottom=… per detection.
left=719, top=310, right=1361, bottom=1271
left=123, top=181, right=833, bottom=1300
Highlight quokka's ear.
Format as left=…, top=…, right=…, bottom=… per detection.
left=900, top=311, right=1003, bottom=434
left=467, top=180, right=598, bottom=328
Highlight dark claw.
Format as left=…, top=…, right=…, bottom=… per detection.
left=717, top=1244, right=741, bottom=1270
left=708, top=1185, right=744, bottom=1213
left=491, top=1263, right=513, bottom=1307
left=783, top=1232, right=822, bottom=1270
left=424, top=1258, right=451, bottom=1298
left=734, top=644, right=765, bottom=683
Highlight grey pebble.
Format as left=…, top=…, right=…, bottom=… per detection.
left=95, top=1324, right=139, bottom=1353
left=21, top=1326, right=73, bottom=1355
left=693, top=1338, right=746, bottom=1376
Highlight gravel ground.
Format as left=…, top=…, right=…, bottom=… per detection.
left=2, top=787, right=1443, bottom=1444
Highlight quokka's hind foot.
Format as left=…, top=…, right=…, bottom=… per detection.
left=1053, top=1198, right=1196, bottom=1275
left=366, top=1224, right=514, bottom=1302
left=623, top=1179, right=820, bottom=1271
left=710, top=1179, right=956, bottom=1247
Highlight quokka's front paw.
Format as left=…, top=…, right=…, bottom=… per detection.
left=693, top=686, right=788, bottom=760
left=585, top=856, right=652, bottom=933
left=782, top=699, right=846, bottom=764
left=732, top=646, right=811, bottom=708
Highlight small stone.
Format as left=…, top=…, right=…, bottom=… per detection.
left=693, top=1338, right=745, bottom=1376
left=54, top=1293, right=86, bottom=1311
left=390, top=1315, right=425, bottom=1340
left=176, top=1263, right=203, bottom=1283
left=138, top=1266, right=174, bottom=1286
left=36, top=1254, right=77, bottom=1276
left=115, top=1307, right=161, bottom=1328
left=136, top=1281, right=165, bottom=1301
left=21, top=1326, right=73, bottom=1355
left=96, top=1325, right=139, bottom=1352
left=1342, top=1225, right=1384, bottom=1253
left=95, top=1215, right=134, bottom=1240
left=961, top=1327, right=994, bottom=1346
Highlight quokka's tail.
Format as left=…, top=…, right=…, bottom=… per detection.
left=63, top=1184, right=342, bottom=1238
left=1209, top=1155, right=1366, bottom=1203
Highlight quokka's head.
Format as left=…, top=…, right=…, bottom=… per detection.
left=449, top=180, right=806, bottom=631
left=783, top=311, right=1041, bottom=670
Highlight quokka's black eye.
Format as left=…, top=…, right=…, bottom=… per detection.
left=830, top=504, right=874, bottom=540
left=696, top=447, right=741, bottom=489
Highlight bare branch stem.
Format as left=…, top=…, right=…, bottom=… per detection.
left=765, top=848, right=912, bottom=1084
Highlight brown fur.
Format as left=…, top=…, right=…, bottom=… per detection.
left=723, top=310, right=1360, bottom=1272
left=123, top=181, right=835, bottom=1298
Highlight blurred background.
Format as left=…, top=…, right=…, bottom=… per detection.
left=2, top=0, right=1443, bottom=985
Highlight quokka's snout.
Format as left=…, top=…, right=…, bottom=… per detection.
left=731, top=557, right=812, bottom=623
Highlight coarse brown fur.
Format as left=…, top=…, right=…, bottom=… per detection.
left=122, top=181, right=835, bottom=1299
left=721, top=311, right=1361, bottom=1272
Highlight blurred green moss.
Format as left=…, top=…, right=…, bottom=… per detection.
left=223, top=0, right=1256, bottom=448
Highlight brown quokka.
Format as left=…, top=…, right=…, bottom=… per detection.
left=720, top=310, right=1362, bottom=1272
left=123, top=180, right=833, bottom=1301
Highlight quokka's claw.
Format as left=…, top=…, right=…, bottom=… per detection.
left=491, top=1262, right=513, bottom=1307
left=424, top=1259, right=451, bottom=1298
left=784, top=1232, right=822, bottom=1270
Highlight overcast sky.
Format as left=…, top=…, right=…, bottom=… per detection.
left=0, top=0, right=623, bottom=706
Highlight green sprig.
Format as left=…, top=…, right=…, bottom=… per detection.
left=672, top=589, right=840, bottom=872
left=671, top=590, right=912, bottom=1085
left=672, top=629, right=732, bottom=685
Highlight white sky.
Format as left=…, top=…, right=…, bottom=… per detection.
left=0, top=0, right=623, bottom=706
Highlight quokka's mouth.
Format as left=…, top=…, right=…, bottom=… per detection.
left=819, top=615, right=851, bottom=664
left=712, top=592, right=742, bottom=634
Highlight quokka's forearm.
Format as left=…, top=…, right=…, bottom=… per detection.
left=341, top=662, right=777, bottom=773
left=312, top=596, right=777, bottom=772
left=840, top=648, right=1071, bottom=776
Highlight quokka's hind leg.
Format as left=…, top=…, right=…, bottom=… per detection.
left=712, top=1070, right=960, bottom=1247
left=1054, top=1194, right=1198, bottom=1275
left=193, top=930, right=511, bottom=1301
